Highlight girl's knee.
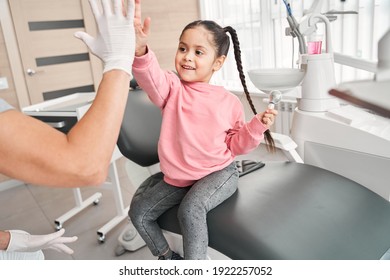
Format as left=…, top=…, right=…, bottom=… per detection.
left=178, top=201, right=205, bottom=224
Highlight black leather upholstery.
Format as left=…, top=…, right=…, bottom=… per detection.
left=158, top=162, right=390, bottom=259
left=117, top=89, right=161, bottom=167
left=118, top=89, right=390, bottom=259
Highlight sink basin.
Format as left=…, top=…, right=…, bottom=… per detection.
left=248, top=68, right=305, bottom=93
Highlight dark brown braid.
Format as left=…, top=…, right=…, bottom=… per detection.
left=223, top=27, right=257, bottom=113
left=181, top=21, right=276, bottom=152
left=224, top=26, right=276, bottom=152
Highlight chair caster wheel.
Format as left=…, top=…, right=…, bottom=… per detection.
left=93, top=199, right=100, bottom=205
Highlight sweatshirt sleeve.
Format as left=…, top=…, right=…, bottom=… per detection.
left=132, top=48, right=179, bottom=109
left=225, top=110, right=269, bottom=156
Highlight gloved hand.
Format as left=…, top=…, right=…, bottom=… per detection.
left=74, top=0, right=135, bottom=76
left=6, top=229, right=78, bottom=255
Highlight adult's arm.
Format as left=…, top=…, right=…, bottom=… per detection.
left=0, top=70, right=130, bottom=187
left=0, top=0, right=135, bottom=187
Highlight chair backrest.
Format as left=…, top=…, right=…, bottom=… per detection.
left=117, top=89, right=162, bottom=167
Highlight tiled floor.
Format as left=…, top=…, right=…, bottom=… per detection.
left=0, top=146, right=287, bottom=260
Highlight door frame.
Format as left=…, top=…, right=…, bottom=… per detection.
left=0, top=0, right=29, bottom=108
left=0, top=0, right=102, bottom=109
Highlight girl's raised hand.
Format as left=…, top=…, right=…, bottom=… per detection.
left=134, top=0, right=151, bottom=56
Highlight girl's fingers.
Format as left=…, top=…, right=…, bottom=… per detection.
left=134, top=0, right=142, bottom=20
left=266, top=108, right=278, bottom=115
left=143, top=17, right=151, bottom=35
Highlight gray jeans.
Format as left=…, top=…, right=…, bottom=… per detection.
left=129, top=161, right=238, bottom=260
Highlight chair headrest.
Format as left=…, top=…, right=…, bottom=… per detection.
left=117, top=89, right=161, bottom=167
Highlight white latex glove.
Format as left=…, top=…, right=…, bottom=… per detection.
left=6, top=229, right=78, bottom=255
left=74, top=0, right=135, bottom=76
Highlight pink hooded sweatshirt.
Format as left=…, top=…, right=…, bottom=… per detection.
left=132, top=49, right=268, bottom=187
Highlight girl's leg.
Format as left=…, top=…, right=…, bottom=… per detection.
left=177, top=162, right=239, bottom=260
left=129, top=178, right=189, bottom=257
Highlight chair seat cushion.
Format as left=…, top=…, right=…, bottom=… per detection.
left=157, top=162, right=390, bottom=259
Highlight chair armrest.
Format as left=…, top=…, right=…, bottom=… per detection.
left=266, top=132, right=304, bottom=163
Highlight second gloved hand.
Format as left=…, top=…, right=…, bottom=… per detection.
left=74, top=0, right=135, bottom=76
left=6, top=229, right=78, bottom=255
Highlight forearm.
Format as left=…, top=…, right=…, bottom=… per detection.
left=133, top=49, right=173, bottom=108
left=65, top=70, right=131, bottom=181
left=55, top=70, right=131, bottom=185
left=0, top=0, right=135, bottom=188
left=227, top=117, right=267, bottom=156
left=0, top=231, right=10, bottom=250
left=0, top=70, right=130, bottom=187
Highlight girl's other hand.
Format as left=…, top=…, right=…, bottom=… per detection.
left=256, top=109, right=278, bottom=129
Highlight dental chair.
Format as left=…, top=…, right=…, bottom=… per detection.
left=116, top=88, right=390, bottom=259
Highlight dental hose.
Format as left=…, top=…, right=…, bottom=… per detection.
left=282, top=0, right=307, bottom=54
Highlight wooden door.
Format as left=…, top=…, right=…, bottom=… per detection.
left=9, top=0, right=102, bottom=104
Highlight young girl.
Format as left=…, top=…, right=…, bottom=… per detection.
left=129, top=0, right=278, bottom=260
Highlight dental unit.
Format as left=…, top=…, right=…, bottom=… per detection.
left=287, top=0, right=390, bottom=201
left=250, top=0, right=390, bottom=200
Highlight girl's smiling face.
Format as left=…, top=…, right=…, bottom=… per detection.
left=175, top=26, right=225, bottom=83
